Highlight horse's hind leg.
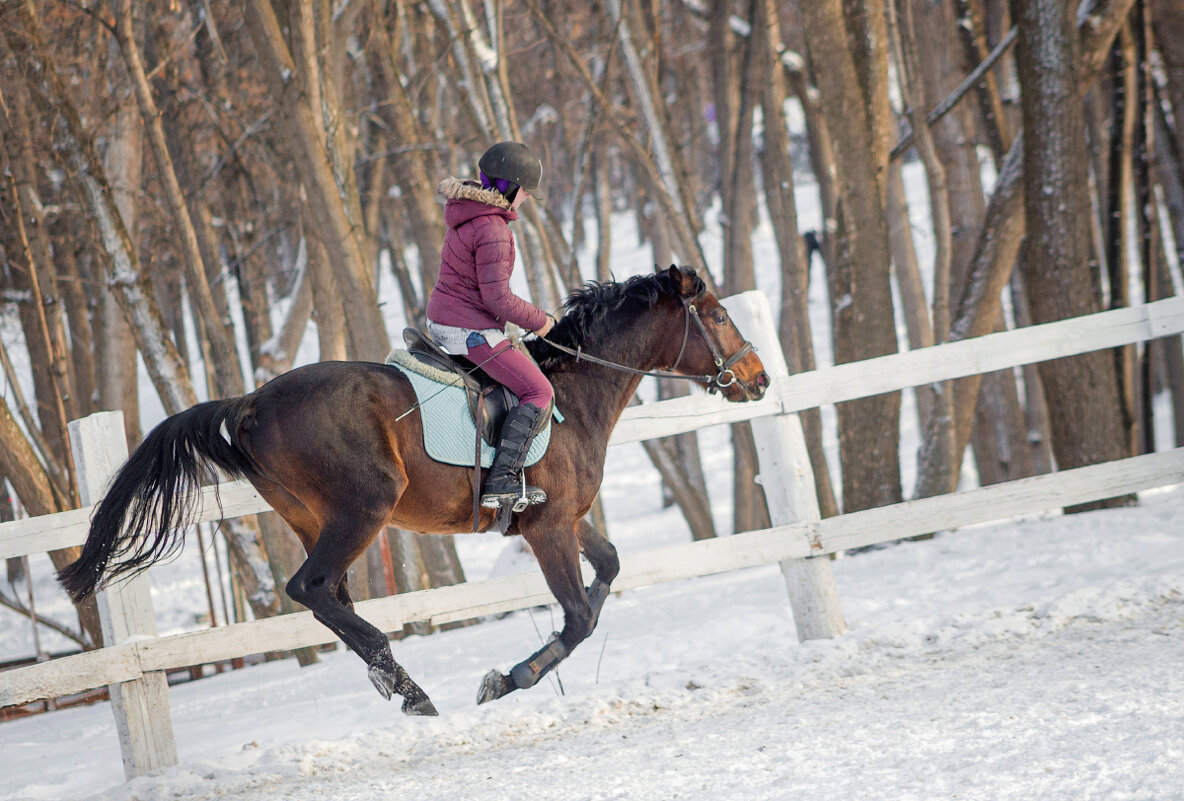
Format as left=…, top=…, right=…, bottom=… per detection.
left=286, top=520, right=437, bottom=715
left=478, top=517, right=617, bottom=704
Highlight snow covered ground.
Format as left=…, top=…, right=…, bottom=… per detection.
left=1, top=476, right=1181, bottom=801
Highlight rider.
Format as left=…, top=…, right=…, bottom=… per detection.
left=425, top=141, right=556, bottom=510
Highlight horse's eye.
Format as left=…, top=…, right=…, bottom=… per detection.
left=713, top=310, right=728, bottom=325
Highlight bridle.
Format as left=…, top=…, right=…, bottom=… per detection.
left=537, top=292, right=755, bottom=394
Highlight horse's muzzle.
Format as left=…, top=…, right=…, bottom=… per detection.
left=734, top=370, right=769, bottom=402
left=750, top=370, right=770, bottom=400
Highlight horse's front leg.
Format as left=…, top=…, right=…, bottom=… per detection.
left=478, top=518, right=618, bottom=704
left=576, top=518, right=620, bottom=631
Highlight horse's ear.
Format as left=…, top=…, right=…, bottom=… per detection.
left=665, top=264, right=694, bottom=296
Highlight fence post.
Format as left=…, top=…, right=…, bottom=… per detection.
left=69, top=411, right=178, bottom=777
left=723, top=292, right=847, bottom=640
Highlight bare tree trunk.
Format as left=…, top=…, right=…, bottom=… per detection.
left=1008, top=266, right=1055, bottom=474
left=954, top=0, right=1013, bottom=166
left=593, top=147, right=614, bottom=283
left=886, top=160, right=936, bottom=436
left=95, top=41, right=142, bottom=449
left=256, top=240, right=314, bottom=382
left=1153, top=104, right=1184, bottom=301
left=1132, top=1, right=1159, bottom=455
left=785, top=59, right=839, bottom=258
left=1014, top=0, right=1132, bottom=511
left=1103, top=24, right=1140, bottom=453
left=385, top=528, right=432, bottom=636
left=370, top=12, right=444, bottom=291
left=379, top=213, right=427, bottom=331
left=1151, top=0, right=1184, bottom=162
left=800, top=0, right=902, bottom=513
left=49, top=215, right=98, bottom=419
left=1151, top=102, right=1184, bottom=445
left=116, top=0, right=243, bottom=400
left=601, top=0, right=707, bottom=270
left=641, top=437, right=717, bottom=541
left=915, top=133, right=1026, bottom=500
left=892, top=0, right=956, bottom=497
left=243, top=0, right=389, bottom=361
left=720, top=1, right=768, bottom=534
left=306, top=227, right=350, bottom=361
left=710, top=0, right=737, bottom=247
left=754, top=0, right=838, bottom=518
left=915, top=0, right=1031, bottom=488
left=0, top=88, right=75, bottom=483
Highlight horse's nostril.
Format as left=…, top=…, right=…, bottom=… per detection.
left=756, top=371, right=770, bottom=389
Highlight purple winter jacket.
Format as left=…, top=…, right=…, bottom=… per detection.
left=425, top=177, right=548, bottom=333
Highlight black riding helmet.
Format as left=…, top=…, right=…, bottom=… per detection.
left=478, top=141, right=545, bottom=202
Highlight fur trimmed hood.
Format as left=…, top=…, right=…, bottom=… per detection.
left=437, top=176, right=512, bottom=210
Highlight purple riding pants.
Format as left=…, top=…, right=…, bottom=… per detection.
left=467, top=339, right=554, bottom=409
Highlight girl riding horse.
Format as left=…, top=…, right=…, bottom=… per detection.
left=59, top=265, right=769, bottom=715
left=427, top=141, right=555, bottom=512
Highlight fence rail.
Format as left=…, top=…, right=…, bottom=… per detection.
left=3, top=290, right=1184, bottom=780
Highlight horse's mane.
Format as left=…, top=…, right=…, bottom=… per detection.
left=528, top=268, right=705, bottom=371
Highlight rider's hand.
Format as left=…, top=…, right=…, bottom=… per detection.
left=536, top=313, right=556, bottom=338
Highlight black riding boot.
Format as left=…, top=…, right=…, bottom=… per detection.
left=481, top=403, right=548, bottom=510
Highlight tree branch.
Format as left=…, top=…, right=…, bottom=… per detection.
left=890, top=26, right=1017, bottom=160
left=0, top=587, right=89, bottom=648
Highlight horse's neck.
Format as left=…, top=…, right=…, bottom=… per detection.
left=551, top=367, right=644, bottom=442
left=548, top=313, right=669, bottom=442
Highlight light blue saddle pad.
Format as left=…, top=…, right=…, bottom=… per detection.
left=385, top=351, right=555, bottom=468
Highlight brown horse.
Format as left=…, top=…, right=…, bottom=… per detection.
left=59, top=266, right=768, bottom=715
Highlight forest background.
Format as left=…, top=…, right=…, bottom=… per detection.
left=1, top=0, right=1182, bottom=657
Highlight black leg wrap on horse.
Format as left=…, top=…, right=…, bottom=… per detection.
left=509, top=633, right=569, bottom=690
left=587, top=579, right=611, bottom=629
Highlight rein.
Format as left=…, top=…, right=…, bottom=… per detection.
left=538, top=296, right=754, bottom=394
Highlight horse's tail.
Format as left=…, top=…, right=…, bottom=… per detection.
left=58, top=397, right=257, bottom=603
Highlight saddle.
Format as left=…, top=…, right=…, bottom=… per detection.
left=402, top=328, right=515, bottom=446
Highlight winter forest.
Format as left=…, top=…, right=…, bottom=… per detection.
left=1, top=0, right=1182, bottom=659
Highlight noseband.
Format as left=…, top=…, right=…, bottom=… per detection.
left=538, top=292, right=755, bottom=394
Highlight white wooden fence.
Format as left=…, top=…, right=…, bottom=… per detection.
left=3, top=290, right=1184, bottom=780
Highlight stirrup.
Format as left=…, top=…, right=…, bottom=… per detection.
left=481, top=473, right=546, bottom=512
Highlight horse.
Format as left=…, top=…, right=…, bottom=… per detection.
left=58, top=265, right=769, bottom=715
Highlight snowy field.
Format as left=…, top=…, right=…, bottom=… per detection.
left=2, top=473, right=1182, bottom=801
left=3, top=166, right=1183, bottom=799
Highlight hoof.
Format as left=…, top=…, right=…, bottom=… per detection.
left=477, top=669, right=515, bottom=705
left=402, top=693, right=439, bottom=716
left=369, top=663, right=436, bottom=714
left=368, top=663, right=395, bottom=700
